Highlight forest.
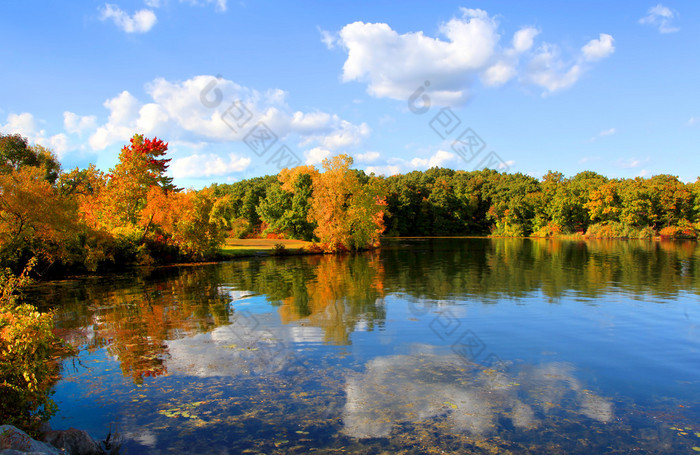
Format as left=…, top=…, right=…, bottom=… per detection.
left=2, top=132, right=700, bottom=275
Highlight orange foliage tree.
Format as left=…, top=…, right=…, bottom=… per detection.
left=307, top=155, right=387, bottom=252
left=0, top=167, right=80, bottom=269
left=141, top=187, right=226, bottom=259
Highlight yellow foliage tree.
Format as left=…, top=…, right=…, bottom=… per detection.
left=307, top=155, right=386, bottom=252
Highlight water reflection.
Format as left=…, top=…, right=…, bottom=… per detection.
left=344, top=349, right=612, bottom=439
left=381, top=238, right=700, bottom=300
left=36, top=238, right=700, bottom=387
left=226, top=253, right=387, bottom=344
left=165, top=310, right=296, bottom=377
left=22, top=238, right=700, bottom=453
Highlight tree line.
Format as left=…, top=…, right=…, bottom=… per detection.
left=379, top=168, right=700, bottom=239
left=0, top=134, right=388, bottom=275
left=212, top=166, right=700, bottom=242
left=2, top=132, right=700, bottom=274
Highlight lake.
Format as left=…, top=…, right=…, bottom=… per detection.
left=29, top=238, right=700, bottom=454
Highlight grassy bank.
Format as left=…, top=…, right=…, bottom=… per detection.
left=219, top=238, right=315, bottom=258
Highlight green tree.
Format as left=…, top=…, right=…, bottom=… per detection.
left=258, top=172, right=317, bottom=241
left=0, top=134, right=61, bottom=184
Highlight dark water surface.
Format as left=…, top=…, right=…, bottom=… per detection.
left=27, top=238, right=700, bottom=454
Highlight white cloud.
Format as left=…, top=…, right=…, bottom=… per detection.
left=89, top=90, right=143, bottom=150
left=135, top=103, right=170, bottom=134
left=364, top=164, right=402, bottom=176
left=581, top=34, right=615, bottom=61
left=170, top=152, right=250, bottom=178
left=99, top=4, right=157, bottom=34
left=304, top=147, right=331, bottom=165
left=639, top=4, right=679, bottom=33
left=362, top=150, right=462, bottom=176
left=318, top=27, right=337, bottom=49
left=0, top=112, right=38, bottom=138
left=410, top=150, right=457, bottom=169
left=311, top=121, right=370, bottom=150
left=523, top=33, right=614, bottom=94
left=63, top=112, right=97, bottom=135
left=87, top=75, right=369, bottom=154
left=482, top=62, right=517, bottom=87
left=523, top=45, right=581, bottom=93
left=589, top=127, right=616, bottom=142
left=47, top=133, right=70, bottom=156
left=355, top=151, right=380, bottom=163
left=334, top=8, right=614, bottom=101
left=512, top=27, right=539, bottom=53
left=687, top=117, right=698, bottom=126
left=337, top=9, right=499, bottom=105
left=0, top=112, right=72, bottom=157
left=617, top=158, right=644, bottom=169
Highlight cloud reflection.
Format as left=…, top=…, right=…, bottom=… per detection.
left=343, top=352, right=612, bottom=439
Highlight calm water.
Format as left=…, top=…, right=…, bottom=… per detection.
left=28, top=238, right=700, bottom=454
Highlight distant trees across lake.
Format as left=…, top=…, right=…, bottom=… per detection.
left=213, top=166, right=700, bottom=242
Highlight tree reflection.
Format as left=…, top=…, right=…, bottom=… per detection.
left=31, top=238, right=700, bottom=383
left=381, top=238, right=700, bottom=300
left=220, top=252, right=386, bottom=344
left=38, top=267, right=231, bottom=383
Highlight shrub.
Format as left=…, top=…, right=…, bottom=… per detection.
left=490, top=221, right=525, bottom=237
left=634, top=226, right=656, bottom=239
left=586, top=222, right=626, bottom=238
left=586, top=223, right=657, bottom=239
left=659, top=225, right=698, bottom=239
left=531, top=222, right=563, bottom=238
left=229, top=218, right=251, bottom=239
left=272, top=243, right=288, bottom=256
left=0, top=260, right=72, bottom=435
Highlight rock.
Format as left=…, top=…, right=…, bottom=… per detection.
left=41, top=429, right=101, bottom=455
left=0, top=425, right=62, bottom=455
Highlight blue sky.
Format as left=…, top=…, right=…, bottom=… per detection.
left=1, top=1, right=698, bottom=188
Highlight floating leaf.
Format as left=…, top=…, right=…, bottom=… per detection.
left=692, top=447, right=700, bottom=452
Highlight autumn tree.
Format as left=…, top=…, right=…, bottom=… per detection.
left=308, top=155, right=386, bottom=251
left=0, top=166, right=80, bottom=271
left=101, top=134, right=176, bottom=229
left=585, top=180, right=622, bottom=224
left=140, top=187, right=225, bottom=259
